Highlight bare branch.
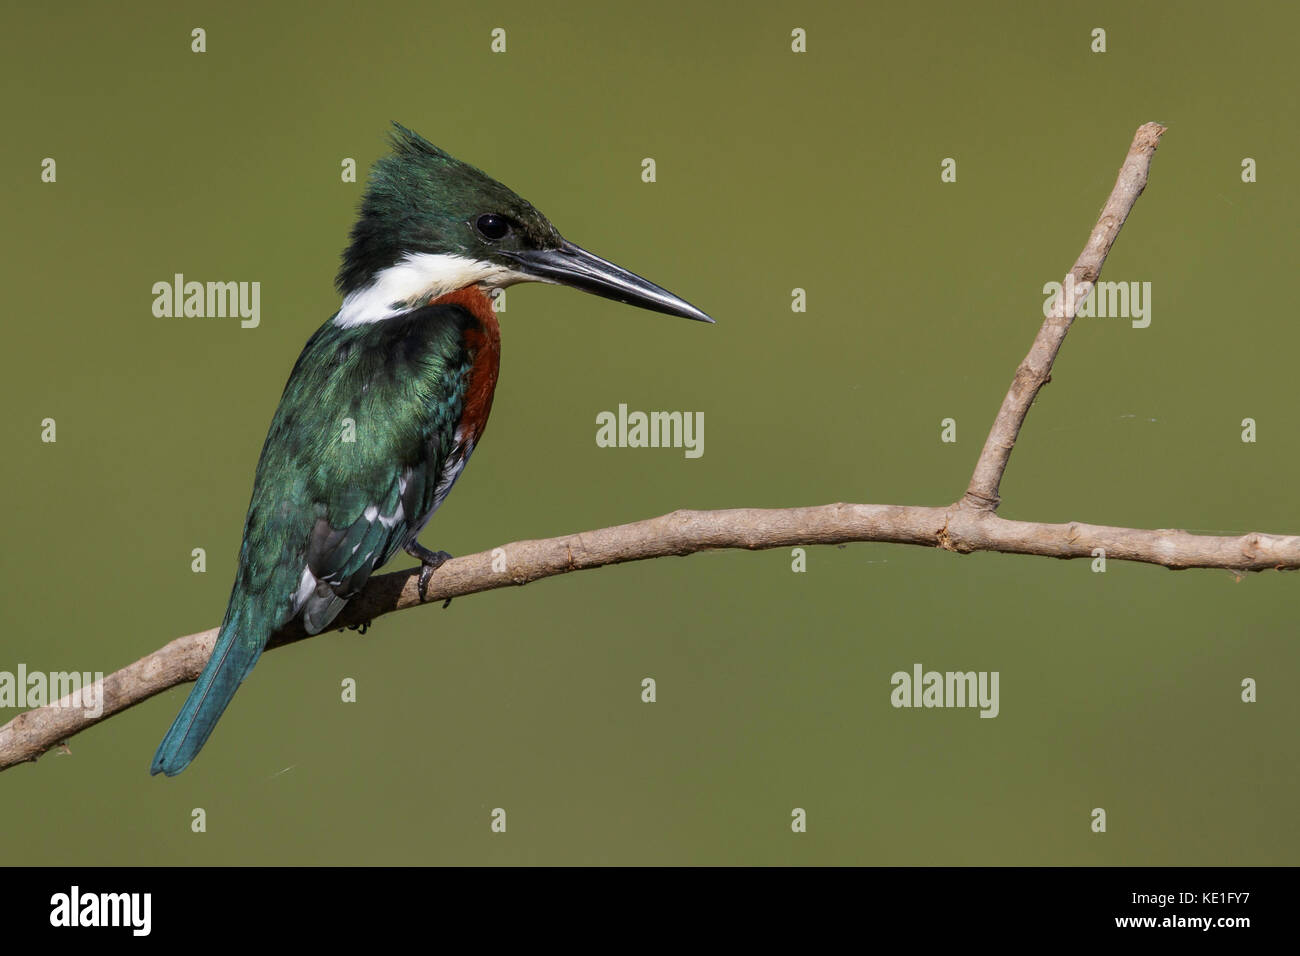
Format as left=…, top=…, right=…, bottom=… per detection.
left=6, top=122, right=1288, bottom=776
left=3, top=502, right=1297, bottom=770
left=962, top=122, right=1167, bottom=510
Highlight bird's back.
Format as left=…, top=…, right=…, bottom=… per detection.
left=245, top=293, right=500, bottom=632
left=151, top=294, right=500, bottom=775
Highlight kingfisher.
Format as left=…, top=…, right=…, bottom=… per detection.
left=151, top=124, right=712, bottom=776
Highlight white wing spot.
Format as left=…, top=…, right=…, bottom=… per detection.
left=291, top=566, right=317, bottom=615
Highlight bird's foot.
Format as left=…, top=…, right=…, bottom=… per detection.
left=345, top=620, right=372, bottom=635
left=405, top=540, right=453, bottom=602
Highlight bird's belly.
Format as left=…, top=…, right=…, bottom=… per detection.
left=407, top=433, right=475, bottom=545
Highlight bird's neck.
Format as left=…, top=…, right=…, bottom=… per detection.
left=430, top=284, right=496, bottom=322
left=335, top=252, right=519, bottom=328
left=431, top=283, right=500, bottom=352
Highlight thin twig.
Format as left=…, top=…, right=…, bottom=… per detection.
left=962, top=122, right=1167, bottom=510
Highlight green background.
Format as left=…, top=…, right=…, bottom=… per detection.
left=3, top=0, right=1296, bottom=865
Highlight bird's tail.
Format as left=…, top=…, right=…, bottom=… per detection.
left=150, top=601, right=266, bottom=776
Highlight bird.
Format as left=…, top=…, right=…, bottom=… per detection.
left=151, top=124, right=712, bottom=775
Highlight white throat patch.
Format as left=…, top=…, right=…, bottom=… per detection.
left=335, top=252, right=528, bottom=327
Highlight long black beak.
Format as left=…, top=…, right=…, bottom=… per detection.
left=501, top=240, right=714, bottom=323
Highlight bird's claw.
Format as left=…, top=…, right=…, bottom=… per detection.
left=405, top=542, right=453, bottom=602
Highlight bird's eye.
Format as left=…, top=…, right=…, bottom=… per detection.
left=475, top=214, right=510, bottom=241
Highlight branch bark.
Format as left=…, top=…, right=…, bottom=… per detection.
left=4, top=122, right=1288, bottom=773
left=962, top=122, right=1166, bottom=510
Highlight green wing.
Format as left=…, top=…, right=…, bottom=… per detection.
left=236, top=305, right=477, bottom=635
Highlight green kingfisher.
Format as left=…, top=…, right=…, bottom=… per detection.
left=151, top=124, right=712, bottom=776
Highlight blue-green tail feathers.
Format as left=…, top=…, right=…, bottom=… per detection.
left=150, top=606, right=266, bottom=776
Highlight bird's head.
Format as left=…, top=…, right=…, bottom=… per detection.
left=335, top=124, right=712, bottom=326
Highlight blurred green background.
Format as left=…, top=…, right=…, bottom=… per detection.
left=3, top=0, right=1296, bottom=865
